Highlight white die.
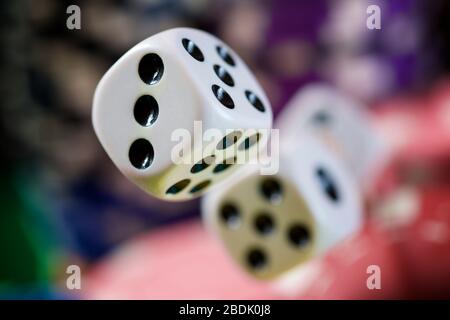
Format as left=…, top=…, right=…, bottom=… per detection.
left=92, top=28, right=272, bottom=200
left=202, top=135, right=362, bottom=279
left=276, top=84, right=386, bottom=190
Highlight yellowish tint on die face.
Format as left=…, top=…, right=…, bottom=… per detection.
left=134, top=130, right=267, bottom=200
left=213, top=174, right=316, bottom=279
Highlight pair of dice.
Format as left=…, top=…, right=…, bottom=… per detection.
left=93, top=28, right=381, bottom=280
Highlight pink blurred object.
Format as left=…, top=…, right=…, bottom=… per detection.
left=293, top=223, right=407, bottom=299
left=393, top=185, right=450, bottom=298
left=83, top=221, right=278, bottom=299
left=294, top=184, right=450, bottom=299
left=369, top=79, right=450, bottom=198
left=374, top=78, right=450, bottom=161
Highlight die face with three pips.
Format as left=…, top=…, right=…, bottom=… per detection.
left=92, top=28, right=272, bottom=200
left=202, top=137, right=362, bottom=280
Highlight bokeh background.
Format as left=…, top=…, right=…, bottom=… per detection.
left=1, top=0, right=449, bottom=299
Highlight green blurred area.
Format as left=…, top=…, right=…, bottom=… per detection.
left=0, top=173, right=59, bottom=291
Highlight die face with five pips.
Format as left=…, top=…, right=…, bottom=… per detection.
left=202, top=137, right=362, bottom=279
left=92, top=28, right=272, bottom=200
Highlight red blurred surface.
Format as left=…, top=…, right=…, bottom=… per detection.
left=84, top=183, right=450, bottom=299
left=84, top=221, right=277, bottom=299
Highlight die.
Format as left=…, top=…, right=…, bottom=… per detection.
left=202, top=135, right=363, bottom=279
left=92, top=28, right=272, bottom=200
left=276, top=84, right=386, bottom=191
